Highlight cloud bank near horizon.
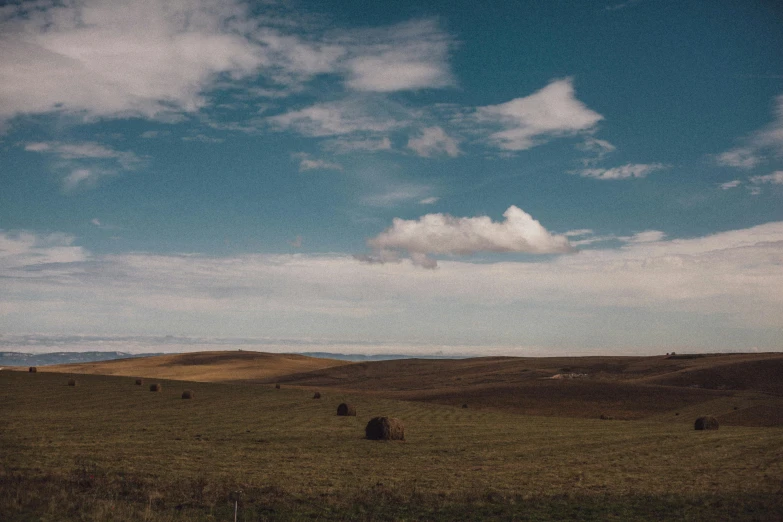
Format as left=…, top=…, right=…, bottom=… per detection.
left=2, top=222, right=782, bottom=353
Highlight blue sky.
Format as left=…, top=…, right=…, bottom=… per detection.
left=1, top=0, right=782, bottom=355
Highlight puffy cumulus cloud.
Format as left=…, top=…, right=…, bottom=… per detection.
left=578, top=163, right=667, bottom=180
left=3, top=224, right=783, bottom=351
left=407, top=126, right=460, bottom=157
left=342, top=19, right=454, bottom=92
left=716, top=94, right=783, bottom=169
left=364, top=205, right=574, bottom=267
left=475, top=79, right=603, bottom=151
left=0, top=0, right=266, bottom=124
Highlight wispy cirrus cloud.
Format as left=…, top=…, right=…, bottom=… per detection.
left=292, top=152, right=343, bottom=172
left=716, top=94, right=783, bottom=170
left=23, top=140, right=143, bottom=190
left=750, top=171, right=783, bottom=185
left=577, top=163, right=668, bottom=180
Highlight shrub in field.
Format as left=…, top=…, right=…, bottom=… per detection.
left=313, top=392, right=321, bottom=399
left=695, top=416, right=719, bottom=430
left=135, top=378, right=143, bottom=385
left=600, top=414, right=613, bottom=420
left=337, top=403, right=356, bottom=416
left=365, top=417, right=405, bottom=441
left=68, top=378, right=77, bottom=387
left=275, top=383, right=280, bottom=389
left=462, top=404, right=468, bottom=409
left=182, top=390, right=194, bottom=399
left=29, top=367, right=37, bottom=373
left=149, top=383, right=162, bottom=392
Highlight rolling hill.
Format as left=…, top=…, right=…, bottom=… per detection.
left=39, top=350, right=351, bottom=382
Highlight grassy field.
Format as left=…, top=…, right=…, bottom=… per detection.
left=2, top=370, right=782, bottom=521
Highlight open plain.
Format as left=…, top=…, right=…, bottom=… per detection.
left=2, top=351, right=782, bottom=521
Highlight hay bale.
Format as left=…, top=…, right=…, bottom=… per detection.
left=67, top=378, right=77, bottom=387
left=313, top=392, right=321, bottom=399
left=135, top=378, right=143, bottom=385
left=149, top=383, right=162, bottom=392
left=29, top=366, right=37, bottom=373
left=275, top=383, right=280, bottom=389
left=365, top=416, right=405, bottom=441
left=694, top=416, right=719, bottom=430
left=337, top=403, right=356, bottom=416
left=181, top=390, right=194, bottom=399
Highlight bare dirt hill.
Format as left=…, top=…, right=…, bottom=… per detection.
left=42, top=350, right=351, bottom=382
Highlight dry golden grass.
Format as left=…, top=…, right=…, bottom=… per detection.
left=41, top=350, right=351, bottom=382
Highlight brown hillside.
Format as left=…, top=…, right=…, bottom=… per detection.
left=639, top=357, right=783, bottom=395
left=42, top=350, right=351, bottom=382
left=263, top=353, right=783, bottom=424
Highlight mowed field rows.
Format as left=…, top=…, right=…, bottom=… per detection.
left=2, top=370, right=782, bottom=521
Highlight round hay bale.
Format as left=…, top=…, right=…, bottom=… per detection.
left=337, top=403, right=356, bottom=416
left=313, top=392, right=321, bottom=399
left=181, top=390, right=194, bottom=399
left=149, top=383, right=162, bottom=392
left=135, top=378, right=143, bottom=386
left=67, top=378, right=77, bottom=387
left=275, top=383, right=280, bottom=389
left=365, top=416, right=405, bottom=441
left=29, top=366, right=37, bottom=373
left=694, top=416, right=719, bottom=430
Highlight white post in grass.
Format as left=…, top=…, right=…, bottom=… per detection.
left=234, top=500, right=237, bottom=522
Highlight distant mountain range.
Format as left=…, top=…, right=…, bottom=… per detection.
left=0, top=351, right=163, bottom=367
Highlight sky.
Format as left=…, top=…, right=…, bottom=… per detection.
left=1, top=0, right=782, bottom=356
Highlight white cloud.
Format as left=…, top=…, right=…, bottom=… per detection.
left=419, top=197, right=439, bottom=205
left=407, top=126, right=460, bottom=157
left=716, top=148, right=761, bottom=169
left=268, top=100, right=404, bottom=137
left=342, top=20, right=454, bottom=92
left=3, top=223, right=783, bottom=350
left=293, top=153, right=343, bottom=172
left=0, top=0, right=266, bottom=125
left=323, top=136, right=392, bottom=154
left=0, top=230, right=87, bottom=269
left=719, top=180, right=742, bottom=190
left=578, top=137, right=616, bottom=165
left=24, top=140, right=141, bottom=189
left=0, top=2, right=455, bottom=129
left=360, top=184, right=432, bottom=208
left=25, top=141, right=140, bottom=169
left=365, top=205, right=573, bottom=267
left=578, top=163, right=667, bottom=180
left=475, top=79, right=603, bottom=151
left=716, top=94, right=783, bottom=169
left=749, top=171, right=783, bottom=185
